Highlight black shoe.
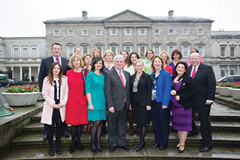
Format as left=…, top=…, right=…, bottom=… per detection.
left=178, top=145, right=185, bottom=153
left=136, top=142, right=145, bottom=152
left=91, top=148, right=98, bottom=153
left=158, top=146, right=165, bottom=151
left=43, top=134, right=48, bottom=140
left=199, top=146, right=212, bottom=152
left=174, top=143, right=180, bottom=149
left=76, top=140, right=84, bottom=150
left=62, top=132, right=70, bottom=137
left=48, top=148, right=55, bottom=156
left=122, top=145, right=130, bottom=151
left=69, top=147, right=75, bottom=153
left=134, top=143, right=140, bottom=149
left=109, top=146, right=115, bottom=152
left=55, top=147, right=62, bottom=155
left=187, top=132, right=198, bottom=137
left=97, top=147, right=103, bottom=152
left=152, top=143, right=159, bottom=148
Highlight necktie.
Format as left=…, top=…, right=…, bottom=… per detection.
left=119, top=71, right=126, bottom=102
left=56, top=57, right=60, bottom=63
left=192, top=67, right=196, bottom=79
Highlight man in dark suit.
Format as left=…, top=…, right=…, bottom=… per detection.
left=188, top=53, right=216, bottom=152
left=105, top=55, right=130, bottom=152
left=38, top=43, right=70, bottom=140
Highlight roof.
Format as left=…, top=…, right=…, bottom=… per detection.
left=211, top=31, right=240, bottom=39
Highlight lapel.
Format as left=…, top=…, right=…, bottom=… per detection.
left=194, top=63, right=203, bottom=80
left=177, top=75, right=187, bottom=92
left=131, top=73, right=137, bottom=87
left=138, top=72, right=145, bottom=86
left=113, top=69, right=125, bottom=88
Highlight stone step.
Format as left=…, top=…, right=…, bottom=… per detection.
left=11, top=131, right=240, bottom=149
left=2, top=145, right=240, bottom=160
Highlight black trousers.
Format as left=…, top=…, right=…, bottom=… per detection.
left=43, top=121, right=68, bottom=134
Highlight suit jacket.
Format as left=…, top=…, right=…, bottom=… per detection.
left=41, top=76, right=69, bottom=125
left=105, top=69, right=130, bottom=111
left=173, top=73, right=195, bottom=110
left=130, top=71, right=151, bottom=107
left=188, top=63, right=216, bottom=107
left=38, top=56, right=70, bottom=92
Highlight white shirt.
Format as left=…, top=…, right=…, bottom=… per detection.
left=190, top=63, right=200, bottom=77
left=52, top=56, right=62, bottom=66
left=115, top=68, right=126, bottom=86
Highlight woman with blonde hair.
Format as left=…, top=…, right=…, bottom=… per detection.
left=66, top=54, right=88, bottom=153
left=103, top=50, right=114, bottom=75
left=41, top=62, right=68, bottom=156
left=159, top=51, right=173, bottom=76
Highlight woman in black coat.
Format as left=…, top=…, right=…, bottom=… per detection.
left=130, top=59, right=152, bottom=151
left=171, top=61, right=195, bottom=153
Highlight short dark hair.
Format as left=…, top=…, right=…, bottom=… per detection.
left=192, top=48, right=199, bottom=53
left=52, top=43, right=62, bottom=50
left=145, top=49, right=154, bottom=58
left=174, top=61, right=189, bottom=76
left=171, top=49, right=182, bottom=60
left=127, top=52, right=140, bottom=67
left=91, top=57, right=105, bottom=74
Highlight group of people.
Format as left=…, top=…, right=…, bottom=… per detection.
left=39, top=43, right=216, bottom=156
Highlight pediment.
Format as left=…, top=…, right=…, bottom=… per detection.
left=103, top=9, right=153, bottom=22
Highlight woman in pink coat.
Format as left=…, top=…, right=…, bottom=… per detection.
left=41, top=62, right=69, bottom=156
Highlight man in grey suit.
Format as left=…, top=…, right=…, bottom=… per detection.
left=105, top=55, right=130, bottom=152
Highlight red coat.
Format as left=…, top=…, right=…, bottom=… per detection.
left=66, top=70, right=88, bottom=125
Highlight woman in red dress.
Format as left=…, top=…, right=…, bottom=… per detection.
left=66, top=54, right=88, bottom=153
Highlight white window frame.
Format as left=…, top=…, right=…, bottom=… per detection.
left=31, top=47, right=38, bottom=58
left=68, top=29, right=74, bottom=36
left=81, top=46, right=89, bottom=55
left=182, top=28, right=189, bottom=35
left=53, top=29, right=60, bottom=36
left=153, top=46, right=161, bottom=55
left=197, top=28, right=204, bottom=35
left=230, top=46, right=235, bottom=57
left=197, top=46, right=205, bottom=57
left=182, top=46, right=190, bottom=57
left=139, top=46, right=146, bottom=57
left=13, top=47, right=19, bottom=58
left=110, top=46, right=118, bottom=56
left=139, top=29, right=146, bottom=35
left=153, top=28, right=160, bottom=35
left=110, top=29, right=117, bottom=35
left=168, top=28, right=175, bottom=35
left=96, top=46, right=103, bottom=53
left=82, top=29, right=88, bottom=36
left=67, top=46, right=74, bottom=58
left=125, top=29, right=131, bottom=35
left=22, top=47, right=28, bottom=58
left=221, top=68, right=226, bottom=77
left=96, top=29, right=102, bottom=35
left=220, top=46, right=226, bottom=57
left=125, top=46, right=132, bottom=54
left=167, top=46, right=175, bottom=55
left=230, top=68, right=235, bottom=75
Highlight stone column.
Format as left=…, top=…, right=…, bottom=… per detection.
left=148, top=27, right=152, bottom=50
left=134, top=27, right=137, bottom=52
left=20, top=66, right=22, bottom=80
left=29, top=67, right=32, bottom=82
left=119, top=27, right=122, bottom=53
left=11, top=67, right=14, bottom=79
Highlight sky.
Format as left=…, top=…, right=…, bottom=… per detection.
left=0, top=0, right=239, bottom=37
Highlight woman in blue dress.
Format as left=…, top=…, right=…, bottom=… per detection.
left=86, top=57, right=106, bottom=153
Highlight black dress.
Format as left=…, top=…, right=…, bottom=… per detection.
left=52, top=80, right=61, bottom=121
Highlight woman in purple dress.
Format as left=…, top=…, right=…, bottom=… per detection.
left=171, top=61, right=195, bottom=153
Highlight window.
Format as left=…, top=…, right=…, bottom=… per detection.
left=53, top=29, right=60, bottom=36
left=125, top=46, right=131, bottom=53
left=230, top=68, right=235, bottom=75
left=110, top=29, right=117, bottom=35
left=68, top=29, right=74, bottom=36
left=197, top=46, right=204, bottom=57
left=234, top=76, right=240, bottom=82
left=168, top=29, right=175, bottom=35
left=82, top=46, right=89, bottom=54
left=168, top=46, right=175, bottom=55
left=31, top=48, right=37, bottom=58
left=139, top=46, right=146, bottom=57
left=96, top=29, right=102, bottom=35
left=68, top=46, right=74, bottom=57
left=221, top=46, right=226, bottom=57
left=13, top=48, right=19, bottom=58
left=221, top=68, right=226, bottom=77
left=110, top=46, right=117, bottom=56
left=139, top=29, right=146, bottom=35
left=197, top=29, right=204, bottom=35
left=153, top=46, right=160, bottom=55
left=153, top=29, right=160, bottom=35
left=230, top=47, right=235, bottom=57
left=182, top=46, right=190, bottom=57
left=182, top=29, right=189, bottom=35
left=82, top=29, right=88, bottom=36
left=96, top=46, right=103, bottom=53
left=125, top=29, right=131, bottom=35
left=22, top=48, right=28, bottom=58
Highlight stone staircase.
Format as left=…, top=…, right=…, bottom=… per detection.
left=2, top=102, right=240, bottom=159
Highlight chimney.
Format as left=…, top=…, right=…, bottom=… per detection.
left=82, top=11, right=88, bottom=19
left=168, top=10, right=174, bottom=17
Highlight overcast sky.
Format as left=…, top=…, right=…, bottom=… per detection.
left=0, top=0, right=239, bottom=37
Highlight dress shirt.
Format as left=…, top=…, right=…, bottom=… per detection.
left=115, top=68, right=126, bottom=86
left=53, top=56, right=62, bottom=66
left=190, top=63, right=200, bottom=77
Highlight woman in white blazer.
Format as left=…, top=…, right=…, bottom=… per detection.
left=41, top=62, right=69, bottom=156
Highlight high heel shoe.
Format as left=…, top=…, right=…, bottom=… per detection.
left=76, top=140, right=84, bottom=150
left=90, top=144, right=98, bottom=153
left=134, top=143, right=140, bottom=149
left=174, top=143, right=180, bottom=149
left=136, top=142, right=145, bottom=151
left=178, top=145, right=185, bottom=153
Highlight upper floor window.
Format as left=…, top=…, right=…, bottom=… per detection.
left=13, top=48, right=19, bottom=58
left=230, top=68, right=235, bottom=75
left=153, top=46, right=160, bottom=55
left=82, top=46, right=89, bottom=54
left=53, top=29, right=60, bottom=36
left=221, top=46, right=226, bottom=57
left=67, top=46, right=74, bottom=57
left=31, top=48, right=37, bottom=58
left=182, top=46, right=190, bottom=57
left=110, top=29, right=117, bottom=35
left=110, top=46, right=117, bottom=56
left=153, top=29, right=160, bottom=35
left=68, top=29, right=74, bottom=36
left=96, top=29, right=102, bottom=35
left=139, top=46, right=146, bottom=57
left=197, top=29, right=204, bottom=35
left=182, top=29, right=189, bottom=35
left=96, top=46, right=103, bottom=53
left=125, top=29, right=131, bottom=35
left=197, top=46, right=204, bottom=57
left=168, top=46, right=175, bottom=55
left=230, top=46, right=235, bottom=57
left=139, top=29, right=146, bottom=35
left=22, top=48, right=28, bottom=58
left=168, top=29, right=175, bottom=35
left=82, top=29, right=88, bottom=36
left=125, top=46, right=131, bottom=53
